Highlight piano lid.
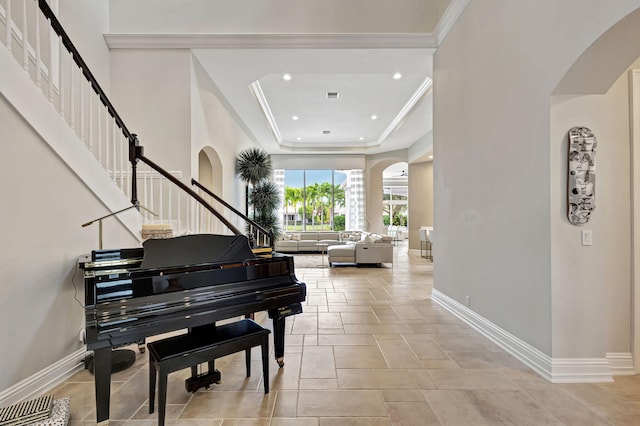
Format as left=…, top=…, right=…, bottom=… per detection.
left=140, top=234, right=256, bottom=269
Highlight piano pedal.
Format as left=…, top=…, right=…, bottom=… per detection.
left=185, top=370, right=221, bottom=393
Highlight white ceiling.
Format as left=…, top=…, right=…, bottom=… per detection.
left=106, top=0, right=468, bottom=158
left=193, top=48, right=434, bottom=156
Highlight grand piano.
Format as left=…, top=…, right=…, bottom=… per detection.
left=79, top=233, right=306, bottom=424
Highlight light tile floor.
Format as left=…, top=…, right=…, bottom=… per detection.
left=50, top=245, right=640, bottom=425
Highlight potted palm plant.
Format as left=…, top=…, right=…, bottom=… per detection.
left=235, top=148, right=280, bottom=239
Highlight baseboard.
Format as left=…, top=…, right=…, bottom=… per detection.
left=0, top=349, right=86, bottom=407
left=606, top=352, right=635, bottom=376
left=431, top=289, right=616, bottom=383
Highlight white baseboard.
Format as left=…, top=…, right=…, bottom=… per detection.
left=431, top=289, right=616, bottom=383
left=0, top=349, right=86, bottom=407
left=606, top=352, right=635, bottom=376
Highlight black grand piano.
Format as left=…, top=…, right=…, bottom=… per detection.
left=79, top=234, right=306, bottom=424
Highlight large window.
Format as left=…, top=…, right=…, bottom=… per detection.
left=383, top=186, right=408, bottom=227
left=278, top=169, right=363, bottom=232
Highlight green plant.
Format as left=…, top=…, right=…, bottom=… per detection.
left=334, top=215, right=345, bottom=231
left=235, top=148, right=272, bottom=185
left=235, top=148, right=279, bottom=242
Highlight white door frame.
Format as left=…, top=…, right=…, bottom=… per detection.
left=630, top=69, right=640, bottom=373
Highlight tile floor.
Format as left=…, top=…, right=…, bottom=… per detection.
left=50, top=245, right=640, bottom=425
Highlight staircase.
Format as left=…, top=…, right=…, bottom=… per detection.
left=0, top=0, right=273, bottom=251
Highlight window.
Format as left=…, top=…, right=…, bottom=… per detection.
left=383, top=186, right=408, bottom=227
left=276, top=169, right=363, bottom=232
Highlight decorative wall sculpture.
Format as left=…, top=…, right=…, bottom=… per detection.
left=567, top=126, right=597, bottom=225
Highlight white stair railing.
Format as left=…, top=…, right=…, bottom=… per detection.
left=0, top=0, right=247, bottom=240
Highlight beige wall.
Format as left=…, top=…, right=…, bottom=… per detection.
left=549, top=56, right=640, bottom=357
left=434, top=0, right=640, bottom=356
left=109, top=0, right=447, bottom=34
left=408, top=161, right=433, bottom=249
left=190, top=55, right=254, bottom=209
left=365, top=151, right=408, bottom=234
left=0, top=95, right=138, bottom=392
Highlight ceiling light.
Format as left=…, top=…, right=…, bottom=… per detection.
left=429, top=155, right=433, bottom=159
left=292, top=115, right=299, bottom=120
left=371, top=115, right=378, bottom=120
left=393, top=72, right=402, bottom=80
left=326, top=92, right=340, bottom=99
left=283, top=74, right=292, bottom=81
left=323, top=130, right=331, bottom=135
left=359, top=137, right=364, bottom=141
left=297, top=137, right=302, bottom=141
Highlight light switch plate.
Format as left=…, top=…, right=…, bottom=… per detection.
left=581, top=230, right=593, bottom=246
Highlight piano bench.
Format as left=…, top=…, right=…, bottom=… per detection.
left=147, top=319, right=271, bottom=426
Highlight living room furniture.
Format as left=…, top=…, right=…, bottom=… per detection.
left=419, top=226, right=433, bottom=260
left=275, top=231, right=354, bottom=253
left=316, top=243, right=329, bottom=268
left=327, top=234, right=393, bottom=267
left=147, top=319, right=270, bottom=426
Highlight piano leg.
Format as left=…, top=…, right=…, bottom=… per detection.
left=93, top=347, right=112, bottom=424
left=272, top=316, right=286, bottom=368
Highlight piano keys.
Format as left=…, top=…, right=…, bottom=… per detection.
left=79, top=234, right=306, bottom=424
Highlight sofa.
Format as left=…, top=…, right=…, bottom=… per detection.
left=327, top=233, right=394, bottom=267
left=275, top=231, right=349, bottom=253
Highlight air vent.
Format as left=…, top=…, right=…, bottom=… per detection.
left=326, top=92, right=339, bottom=99
left=323, top=130, right=331, bottom=135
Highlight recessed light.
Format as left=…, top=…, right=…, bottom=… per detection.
left=359, top=137, right=364, bottom=141
left=283, top=74, right=292, bottom=81
left=393, top=72, right=402, bottom=80
left=429, top=155, right=433, bottom=159
left=297, top=137, right=302, bottom=141
left=371, top=115, right=378, bottom=120
left=323, top=130, right=331, bottom=135
left=326, top=92, right=340, bottom=99
left=292, top=115, right=299, bottom=120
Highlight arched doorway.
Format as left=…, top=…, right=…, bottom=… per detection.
left=382, top=162, right=409, bottom=240
left=551, top=7, right=640, bottom=373
left=198, top=146, right=223, bottom=233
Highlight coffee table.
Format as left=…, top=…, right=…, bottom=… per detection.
left=316, top=243, right=329, bottom=268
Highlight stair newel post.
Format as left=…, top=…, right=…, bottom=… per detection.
left=269, top=229, right=275, bottom=250
left=129, top=134, right=143, bottom=209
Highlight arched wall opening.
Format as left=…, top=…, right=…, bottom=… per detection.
left=382, top=162, right=409, bottom=243
left=198, top=146, right=224, bottom=234
left=198, top=146, right=223, bottom=196
left=550, top=7, right=640, bottom=371
left=365, top=156, right=406, bottom=236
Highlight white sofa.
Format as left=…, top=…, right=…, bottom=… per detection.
left=275, top=231, right=348, bottom=253
left=327, top=234, right=393, bottom=267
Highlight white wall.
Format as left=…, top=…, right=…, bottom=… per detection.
left=433, top=0, right=640, bottom=356
left=110, top=49, right=192, bottom=174
left=190, top=55, right=255, bottom=211
left=58, top=0, right=111, bottom=92
left=109, top=0, right=447, bottom=34
left=271, top=155, right=365, bottom=171
left=365, top=150, right=408, bottom=235
left=549, top=57, right=640, bottom=358
left=0, top=95, right=138, bottom=392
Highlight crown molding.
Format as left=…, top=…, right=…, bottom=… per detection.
left=432, top=0, right=470, bottom=45
left=249, top=80, right=283, bottom=143
left=104, top=33, right=437, bottom=50
left=377, top=77, right=432, bottom=146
